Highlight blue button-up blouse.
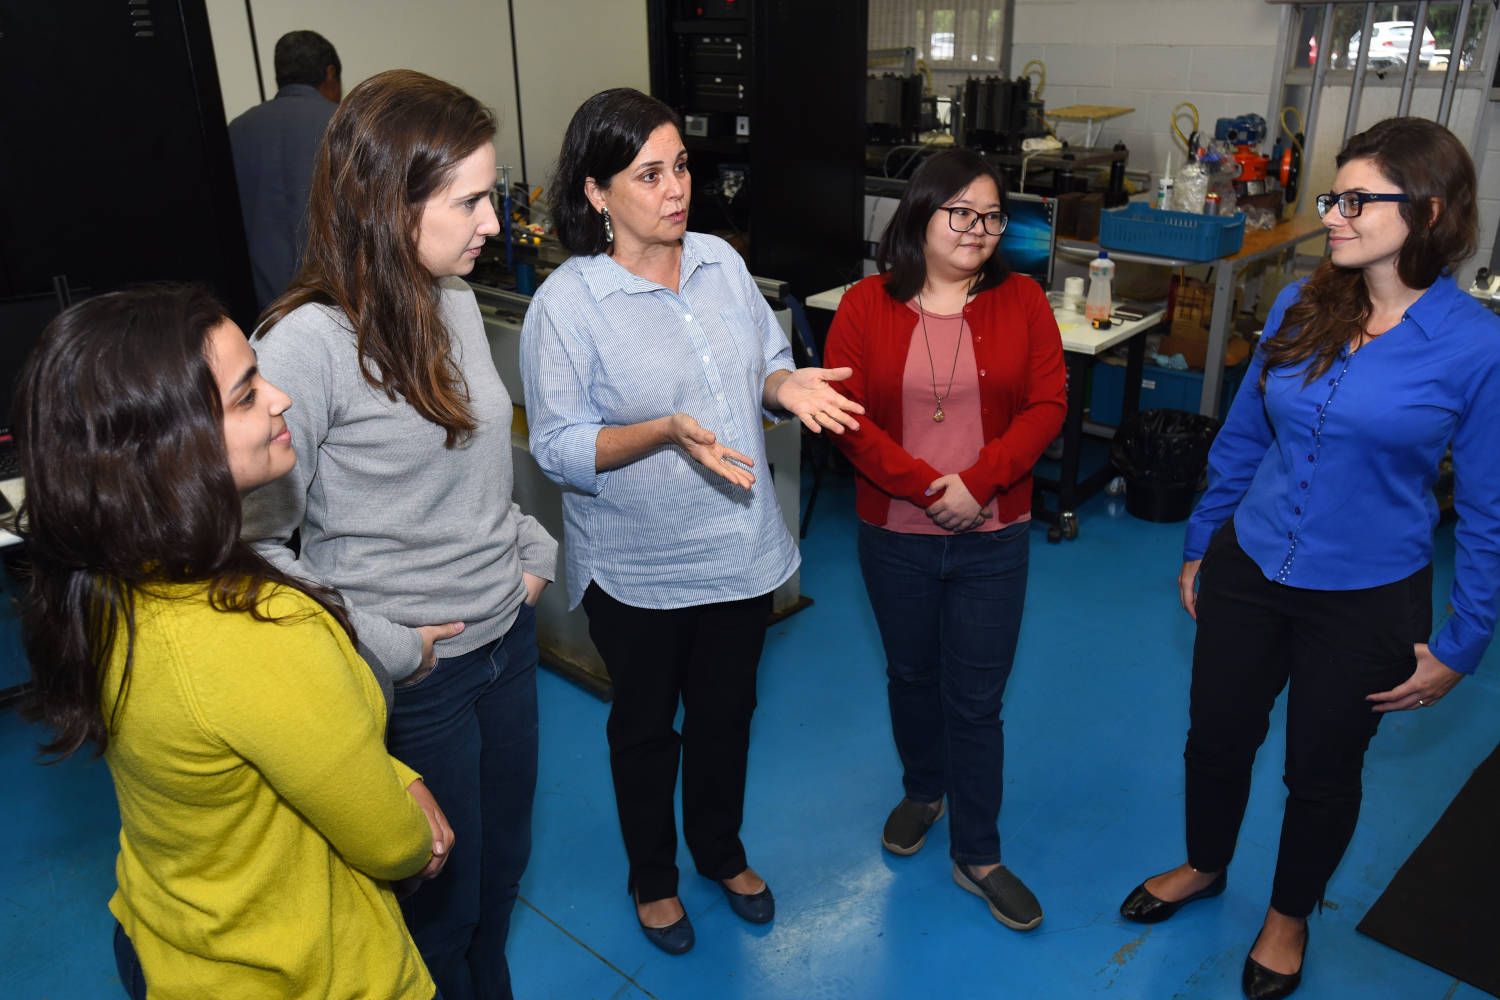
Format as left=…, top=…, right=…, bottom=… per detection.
left=519, top=232, right=799, bottom=610
left=1184, top=275, right=1500, bottom=673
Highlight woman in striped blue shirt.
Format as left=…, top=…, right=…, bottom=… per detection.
left=521, top=88, right=862, bottom=955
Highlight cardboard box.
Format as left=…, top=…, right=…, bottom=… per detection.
left=1162, top=274, right=1253, bottom=368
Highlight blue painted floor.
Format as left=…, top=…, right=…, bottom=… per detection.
left=4, top=475, right=1499, bottom=999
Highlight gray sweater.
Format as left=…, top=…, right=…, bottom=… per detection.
left=242, top=278, right=556, bottom=684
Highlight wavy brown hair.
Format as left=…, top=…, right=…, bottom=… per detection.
left=14, top=286, right=355, bottom=759
left=1261, top=117, right=1478, bottom=389
left=258, top=69, right=497, bottom=447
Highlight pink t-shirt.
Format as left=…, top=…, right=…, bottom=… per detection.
left=883, top=303, right=1030, bottom=535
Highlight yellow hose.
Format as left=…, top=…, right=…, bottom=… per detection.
left=1172, top=102, right=1199, bottom=156
left=1279, top=106, right=1305, bottom=156
left=914, top=58, right=935, bottom=96
left=1021, top=60, right=1045, bottom=98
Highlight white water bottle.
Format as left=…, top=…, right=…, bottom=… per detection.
left=1086, top=252, right=1114, bottom=322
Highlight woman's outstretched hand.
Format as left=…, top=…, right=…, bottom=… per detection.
left=666, top=413, right=756, bottom=489
left=770, top=367, right=864, bottom=434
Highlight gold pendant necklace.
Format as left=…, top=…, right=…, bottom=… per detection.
left=916, top=288, right=968, bottom=423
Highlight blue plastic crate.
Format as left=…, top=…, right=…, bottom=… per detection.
left=1099, top=203, right=1245, bottom=261
left=1090, top=358, right=1248, bottom=426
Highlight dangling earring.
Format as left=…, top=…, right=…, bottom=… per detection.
left=601, top=206, right=614, bottom=245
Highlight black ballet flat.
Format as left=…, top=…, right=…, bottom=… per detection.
left=719, top=879, right=775, bottom=924
left=1119, top=869, right=1227, bottom=924
left=637, top=911, right=695, bottom=955
left=632, top=886, right=695, bottom=955
left=1242, top=924, right=1308, bottom=999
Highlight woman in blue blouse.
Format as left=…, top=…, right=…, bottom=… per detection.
left=519, top=88, right=861, bottom=955
left=1119, top=117, right=1500, bottom=1000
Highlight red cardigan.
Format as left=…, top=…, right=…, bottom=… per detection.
left=824, top=272, right=1067, bottom=526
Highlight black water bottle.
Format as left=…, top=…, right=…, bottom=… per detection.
left=1107, top=142, right=1128, bottom=207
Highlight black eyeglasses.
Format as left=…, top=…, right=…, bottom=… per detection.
left=940, top=206, right=1008, bottom=236
left=1315, top=190, right=1410, bottom=219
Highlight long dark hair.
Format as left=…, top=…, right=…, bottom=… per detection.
left=14, top=286, right=355, bottom=760
left=551, top=88, right=682, bottom=256
left=260, top=69, right=497, bottom=448
left=1261, top=117, right=1478, bottom=389
left=876, top=148, right=1012, bottom=301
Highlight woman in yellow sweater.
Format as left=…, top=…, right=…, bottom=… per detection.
left=14, top=286, right=451, bottom=999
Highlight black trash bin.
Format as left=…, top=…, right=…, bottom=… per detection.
left=1109, top=408, right=1221, bottom=522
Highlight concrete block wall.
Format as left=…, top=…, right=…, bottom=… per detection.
left=1008, top=0, right=1283, bottom=189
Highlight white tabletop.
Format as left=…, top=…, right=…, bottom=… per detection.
left=803, top=283, right=1163, bottom=356
left=0, top=478, right=22, bottom=548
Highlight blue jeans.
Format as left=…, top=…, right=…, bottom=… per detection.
left=114, top=923, right=444, bottom=999
left=858, top=520, right=1030, bottom=866
left=389, top=602, right=539, bottom=1000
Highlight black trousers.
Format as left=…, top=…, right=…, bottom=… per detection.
left=583, top=582, right=772, bottom=904
left=1184, top=520, right=1431, bottom=918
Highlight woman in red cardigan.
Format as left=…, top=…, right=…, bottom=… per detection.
left=825, top=149, right=1066, bottom=929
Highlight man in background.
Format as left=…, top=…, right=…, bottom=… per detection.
left=228, top=30, right=342, bottom=309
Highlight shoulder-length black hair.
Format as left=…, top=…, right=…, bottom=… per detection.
left=14, top=285, right=354, bottom=760
left=550, top=88, right=683, bottom=256
left=1260, top=116, right=1479, bottom=390
left=876, top=148, right=1011, bottom=302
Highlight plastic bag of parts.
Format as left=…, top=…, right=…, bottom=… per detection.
left=1244, top=206, right=1277, bottom=230
left=1170, top=161, right=1210, bottom=213
left=1109, top=408, right=1222, bottom=522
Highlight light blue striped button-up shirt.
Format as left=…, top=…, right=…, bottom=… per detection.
left=520, top=232, right=800, bottom=609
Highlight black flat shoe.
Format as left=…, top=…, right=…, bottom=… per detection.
left=719, top=879, right=775, bottom=924
left=1242, top=923, right=1308, bottom=999
left=637, top=911, right=695, bottom=955
left=1119, top=869, right=1227, bottom=923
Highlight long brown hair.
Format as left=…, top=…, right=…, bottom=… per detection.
left=259, top=69, right=497, bottom=447
left=14, top=286, right=355, bottom=759
left=1261, top=117, right=1477, bottom=389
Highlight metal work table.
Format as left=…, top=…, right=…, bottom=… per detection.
left=1058, top=215, right=1328, bottom=416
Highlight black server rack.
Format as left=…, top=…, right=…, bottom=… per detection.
left=0, top=0, right=255, bottom=421
left=647, top=0, right=866, bottom=299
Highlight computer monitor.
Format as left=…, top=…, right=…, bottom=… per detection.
left=999, top=192, right=1057, bottom=288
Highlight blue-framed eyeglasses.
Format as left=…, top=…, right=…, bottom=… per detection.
left=1315, top=190, right=1410, bottom=219
left=940, top=206, right=1009, bottom=235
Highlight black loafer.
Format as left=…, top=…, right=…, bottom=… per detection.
left=637, top=911, right=695, bottom=955
left=720, top=879, right=775, bottom=924
left=1120, top=869, right=1227, bottom=923
left=882, top=797, right=945, bottom=856
left=953, top=863, right=1043, bottom=930
left=1242, top=924, right=1308, bottom=999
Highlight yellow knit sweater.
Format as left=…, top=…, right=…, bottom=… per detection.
left=102, top=584, right=435, bottom=999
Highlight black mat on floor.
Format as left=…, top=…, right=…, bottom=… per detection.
left=1357, top=740, right=1500, bottom=997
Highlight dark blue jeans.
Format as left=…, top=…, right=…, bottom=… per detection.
left=858, top=520, right=1030, bottom=866
left=389, top=602, right=539, bottom=1000
left=114, top=923, right=444, bottom=999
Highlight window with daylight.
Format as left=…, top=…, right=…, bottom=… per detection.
left=867, top=0, right=1008, bottom=68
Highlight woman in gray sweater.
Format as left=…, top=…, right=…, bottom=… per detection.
left=241, top=70, right=555, bottom=1000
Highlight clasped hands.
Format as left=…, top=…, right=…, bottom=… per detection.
left=925, top=473, right=990, bottom=532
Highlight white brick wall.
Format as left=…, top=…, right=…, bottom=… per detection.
left=1007, top=1, right=1284, bottom=189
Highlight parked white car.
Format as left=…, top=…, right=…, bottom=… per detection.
left=1348, top=21, right=1438, bottom=69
